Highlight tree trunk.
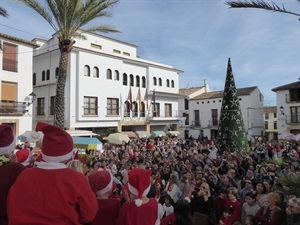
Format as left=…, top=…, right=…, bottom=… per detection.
left=53, top=50, right=69, bottom=129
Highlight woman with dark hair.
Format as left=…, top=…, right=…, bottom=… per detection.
left=255, top=182, right=268, bottom=208
left=161, top=199, right=192, bottom=225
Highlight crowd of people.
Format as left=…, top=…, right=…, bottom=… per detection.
left=1, top=122, right=300, bottom=225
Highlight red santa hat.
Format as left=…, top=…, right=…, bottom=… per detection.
left=0, top=125, right=15, bottom=155
left=35, top=122, right=74, bottom=162
left=128, top=168, right=152, bottom=207
left=88, top=171, right=113, bottom=196
left=16, top=148, right=31, bottom=166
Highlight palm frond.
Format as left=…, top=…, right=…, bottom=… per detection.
left=275, top=174, right=300, bottom=198
left=225, top=0, right=300, bottom=17
left=0, top=6, right=8, bottom=17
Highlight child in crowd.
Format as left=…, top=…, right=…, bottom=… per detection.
left=219, top=206, right=234, bottom=225
left=162, top=194, right=174, bottom=217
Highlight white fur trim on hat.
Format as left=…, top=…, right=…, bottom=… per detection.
left=42, top=150, right=74, bottom=163
left=0, top=138, right=15, bottom=155
left=128, top=183, right=151, bottom=207
left=97, top=172, right=113, bottom=196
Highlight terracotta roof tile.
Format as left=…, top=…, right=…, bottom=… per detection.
left=0, top=33, right=39, bottom=48
left=179, top=86, right=205, bottom=96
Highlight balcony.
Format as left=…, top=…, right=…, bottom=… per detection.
left=191, top=120, right=201, bottom=127
left=0, top=100, right=26, bottom=116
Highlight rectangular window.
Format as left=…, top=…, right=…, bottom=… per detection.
left=107, top=98, right=119, bottom=115
left=264, top=121, right=268, bottom=129
left=50, top=96, right=55, bottom=115
left=90, top=43, right=102, bottom=49
left=84, top=96, right=98, bottom=115
left=1, top=82, right=17, bottom=101
left=113, top=49, right=121, bottom=54
left=194, top=110, right=200, bottom=126
left=265, top=113, right=269, bottom=120
left=183, top=112, right=189, bottom=125
left=164, top=103, right=172, bottom=117
left=274, top=112, right=277, bottom=118
left=290, top=89, right=300, bottom=102
left=211, top=109, right=218, bottom=126
left=2, top=43, right=18, bottom=72
left=291, top=107, right=300, bottom=123
left=123, top=52, right=130, bottom=56
left=37, top=97, right=45, bottom=115
left=153, top=103, right=160, bottom=117
left=274, top=121, right=277, bottom=129
left=184, top=99, right=189, bottom=110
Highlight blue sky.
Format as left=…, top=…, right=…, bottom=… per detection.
left=0, top=0, right=299, bottom=105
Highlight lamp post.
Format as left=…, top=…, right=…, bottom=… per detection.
left=27, top=92, right=37, bottom=106
left=280, top=106, right=285, bottom=115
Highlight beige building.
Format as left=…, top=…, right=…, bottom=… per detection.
left=263, top=106, right=278, bottom=141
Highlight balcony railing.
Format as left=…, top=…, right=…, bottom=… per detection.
left=0, top=100, right=26, bottom=116
left=191, top=120, right=201, bottom=127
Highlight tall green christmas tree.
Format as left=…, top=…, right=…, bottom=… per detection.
left=216, top=58, right=248, bottom=154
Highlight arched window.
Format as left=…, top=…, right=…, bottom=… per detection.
left=133, top=102, right=138, bottom=117
left=33, top=73, right=36, bottom=86
left=166, top=79, right=170, bottom=87
left=42, top=71, right=45, bottom=81
left=46, top=69, right=50, bottom=80
left=114, top=70, right=119, bottom=80
left=171, top=80, right=175, bottom=88
left=153, top=77, right=157, bottom=86
left=123, top=73, right=128, bottom=86
left=130, top=74, right=134, bottom=86
left=140, top=102, right=145, bottom=117
left=107, top=69, right=112, bottom=79
left=158, top=78, right=162, bottom=86
left=93, top=67, right=99, bottom=78
left=84, top=65, right=90, bottom=77
left=142, top=76, right=146, bottom=88
left=124, top=101, right=130, bottom=117
left=136, top=76, right=140, bottom=87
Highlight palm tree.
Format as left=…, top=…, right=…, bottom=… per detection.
left=18, top=0, right=119, bottom=128
left=0, top=6, right=8, bottom=17
left=225, top=0, right=300, bottom=17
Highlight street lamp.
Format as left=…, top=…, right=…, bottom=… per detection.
left=27, top=92, right=37, bottom=106
left=280, top=106, right=284, bottom=115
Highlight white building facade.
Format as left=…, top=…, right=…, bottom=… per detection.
left=32, top=31, right=183, bottom=135
left=0, top=33, right=38, bottom=136
left=179, top=86, right=264, bottom=141
left=272, top=80, right=300, bottom=135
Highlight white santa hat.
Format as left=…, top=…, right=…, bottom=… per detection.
left=35, top=122, right=74, bottom=162
left=0, top=125, right=15, bottom=155
left=128, top=168, right=152, bottom=207
left=16, top=148, right=31, bottom=166
left=88, top=171, right=113, bottom=196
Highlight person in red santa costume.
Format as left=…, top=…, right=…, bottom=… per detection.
left=0, top=125, right=25, bottom=225
left=115, top=168, right=158, bottom=225
left=15, top=148, right=32, bottom=168
left=88, top=170, right=121, bottom=225
left=7, top=122, right=98, bottom=225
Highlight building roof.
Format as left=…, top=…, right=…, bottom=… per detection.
left=179, top=86, right=205, bottom=96
left=263, top=106, right=277, bottom=113
left=0, top=33, right=39, bottom=48
left=191, top=86, right=257, bottom=100
left=272, top=80, right=300, bottom=92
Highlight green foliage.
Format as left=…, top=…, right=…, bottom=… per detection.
left=275, top=173, right=300, bottom=198
left=266, top=157, right=284, bottom=167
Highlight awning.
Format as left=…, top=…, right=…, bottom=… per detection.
left=166, top=131, right=180, bottom=136
left=150, top=131, right=167, bottom=137
left=135, top=131, right=150, bottom=138
left=120, top=131, right=137, bottom=138
left=72, top=137, right=102, bottom=150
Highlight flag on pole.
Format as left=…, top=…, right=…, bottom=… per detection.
left=151, top=89, right=156, bottom=112
left=144, top=88, right=148, bottom=111
left=137, top=88, right=142, bottom=112
left=128, top=87, right=132, bottom=111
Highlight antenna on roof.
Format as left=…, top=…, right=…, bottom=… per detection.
left=204, top=79, right=206, bottom=85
